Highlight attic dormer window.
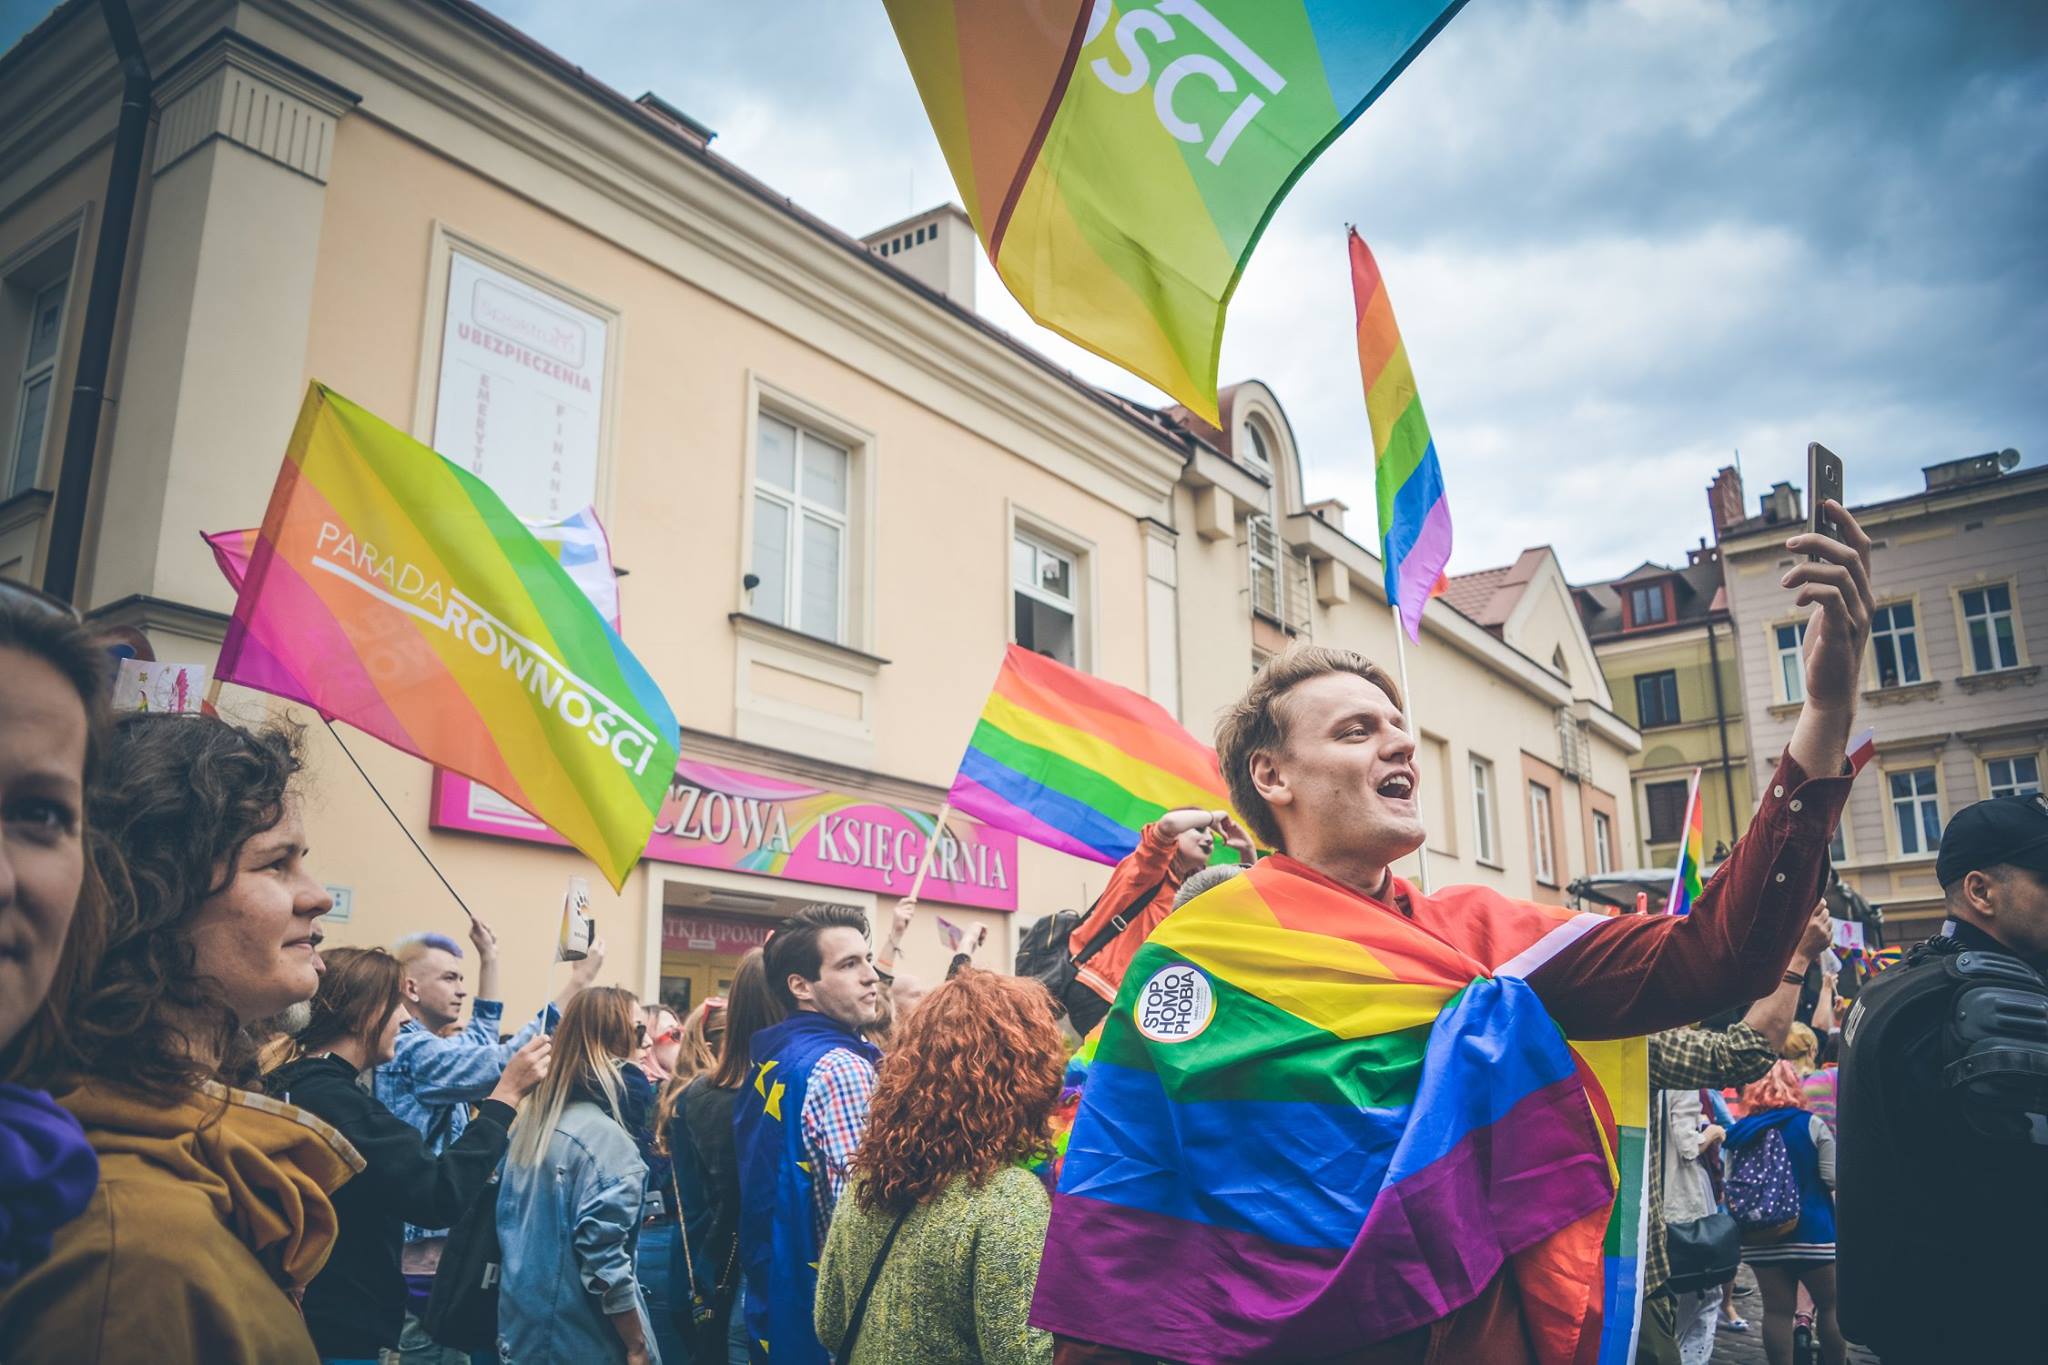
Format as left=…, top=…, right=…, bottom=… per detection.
left=1626, top=582, right=1669, bottom=628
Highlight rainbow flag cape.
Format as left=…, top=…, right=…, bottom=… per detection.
left=947, top=645, right=1236, bottom=866
left=1031, top=858, right=1648, bottom=1363
left=882, top=0, right=1469, bottom=422
left=1351, top=229, right=1451, bottom=642
left=1667, top=769, right=1706, bottom=916
left=215, top=383, right=678, bottom=889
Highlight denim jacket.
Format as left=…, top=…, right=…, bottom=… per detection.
left=495, top=1098, right=656, bottom=1364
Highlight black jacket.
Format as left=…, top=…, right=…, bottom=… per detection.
left=267, top=1054, right=514, bottom=1356
left=673, top=1076, right=741, bottom=1310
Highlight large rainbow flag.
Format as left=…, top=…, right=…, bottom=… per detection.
left=1031, top=858, right=1648, bottom=1363
left=947, top=645, right=1235, bottom=865
left=1667, top=768, right=1705, bottom=916
left=1351, top=228, right=1451, bottom=642
left=215, top=383, right=678, bottom=889
left=883, top=0, right=1470, bottom=422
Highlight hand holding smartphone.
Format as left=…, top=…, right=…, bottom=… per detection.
left=1807, top=442, right=1845, bottom=560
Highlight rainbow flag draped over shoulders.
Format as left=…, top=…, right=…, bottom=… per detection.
left=947, top=645, right=1236, bottom=866
left=215, top=382, right=678, bottom=890
left=1031, top=857, right=1648, bottom=1363
left=883, top=0, right=1470, bottom=422
left=1351, top=229, right=1451, bottom=642
left=1667, top=769, right=1705, bottom=916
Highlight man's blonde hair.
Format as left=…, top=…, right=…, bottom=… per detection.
left=1215, top=645, right=1404, bottom=851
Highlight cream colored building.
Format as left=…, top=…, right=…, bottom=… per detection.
left=1, top=0, right=1638, bottom=1022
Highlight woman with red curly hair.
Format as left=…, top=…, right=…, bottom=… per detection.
left=1727, top=1060, right=1843, bottom=1365
left=815, top=968, right=1061, bottom=1364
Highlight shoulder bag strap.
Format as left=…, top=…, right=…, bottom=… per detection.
left=1072, top=878, right=1167, bottom=968
left=668, top=1160, right=704, bottom=1307
left=833, top=1205, right=913, bottom=1365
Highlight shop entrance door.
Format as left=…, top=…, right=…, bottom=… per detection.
left=658, top=949, right=740, bottom=1017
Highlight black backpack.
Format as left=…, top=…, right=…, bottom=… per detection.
left=422, top=1164, right=501, bottom=1352
left=1015, top=878, right=1165, bottom=1035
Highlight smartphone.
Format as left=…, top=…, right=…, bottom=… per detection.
left=1807, top=443, right=1845, bottom=560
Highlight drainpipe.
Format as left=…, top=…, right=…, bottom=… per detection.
left=41, top=0, right=151, bottom=604
left=1706, top=612, right=1739, bottom=833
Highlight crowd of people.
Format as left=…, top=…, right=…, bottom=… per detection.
left=0, top=498, right=2041, bottom=1365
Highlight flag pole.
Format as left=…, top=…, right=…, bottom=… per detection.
left=1390, top=603, right=1430, bottom=894
left=902, top=800, right=954, bottom=907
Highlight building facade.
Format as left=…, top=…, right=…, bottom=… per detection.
left=1575, top=545, right=1753, bottom=869
left=2, top=0, right=1639, bottom=1018
left=1714, top=453, right=2048, bottom=941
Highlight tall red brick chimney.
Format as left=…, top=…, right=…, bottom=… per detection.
left=1707, top=465, right=1745, bottom=539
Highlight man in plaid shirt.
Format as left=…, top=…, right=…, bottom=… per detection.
left=1639, top=901, right=1836, bottom=1365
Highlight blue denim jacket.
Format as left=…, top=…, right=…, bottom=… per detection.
left=373, top=998, right=548, bottom=1241
left=496, top=1098, right=658, bottom=1364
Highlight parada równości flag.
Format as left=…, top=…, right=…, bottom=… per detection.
left=883, top=0, right=1470, bottom=423
left=1351, top=228, right=1451, bottom=643
left=1031, top=858, right=1649, bottom=1363
left=214, top=382, right=677, bottom=890
left=947, top=644, right=1240, bottom=866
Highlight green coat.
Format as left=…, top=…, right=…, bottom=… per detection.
left=815, top=1166, right=1054, bottom=1365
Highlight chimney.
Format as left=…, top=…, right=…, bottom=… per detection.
left=1706, top=465, right=1745, bottom=537
left=860, top=204, right=977, bottom=309
left=1923, top=447, right=2021, bottom=492
left=633, top=92, right=715, bottom=151
left=1762, top=480, right=1802, bottom=526
left=1307, top=498, right=1347, bottom=533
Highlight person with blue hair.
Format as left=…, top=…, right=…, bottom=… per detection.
left=376, top=914, right=605, bottom=1361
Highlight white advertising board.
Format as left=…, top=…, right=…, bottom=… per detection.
left=432, top=250, right=608, bottom=521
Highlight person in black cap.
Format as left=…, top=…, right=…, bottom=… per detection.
left=1835, top=793, right=2048, bottom=1362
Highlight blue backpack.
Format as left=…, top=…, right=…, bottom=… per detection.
left=1725, top=1125, right=1800, bottom=1241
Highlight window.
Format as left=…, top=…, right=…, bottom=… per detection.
left=751, top=413, right=849, bottom=642
left=1775, top=622, right=1807, bottom=703
left=1628, top=584, right=1667, bottom=627
left=1645, top=780, right=1690, bottom=844
left=1870, top=602, right=1922, bottom=688
left=1888, top=767, right=1942, bottom=857
left=1471, top=757, right=1497, bottom=864
left=7, top=274, right=67, bottom=498
left=1961, top=585, right=2020, bottom=672
left=1988, top=755, right=2041, bottom=798
left=1529, top=783, right=1557, bottom=885
left=1593, top=811, right=1614, bottom=874
left=1827, top=820, right=1847, bottom=864
left=1635, top=670, right=1681, bottom=728
left=1248, top=514, right=1280, bottom=619
left=1013, top=532, right=1078, bottom=666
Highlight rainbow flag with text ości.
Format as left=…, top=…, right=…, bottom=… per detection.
left=215, top=383, right=677, bottom=890
left=947, top=645, right=1239, bottom=866
left=883, top=0, right=1469, bottom=423
left=1352, top=228, right=1451, bottom=642
left=1030, top=857, right=1648, bottom=1363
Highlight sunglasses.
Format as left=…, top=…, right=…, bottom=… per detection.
left=0, top=577, right=83, bottom=623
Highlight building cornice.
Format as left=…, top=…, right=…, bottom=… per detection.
left=1718, top=468, right=2048, bottom=555
left=224, top=0, right=1187, bottom=517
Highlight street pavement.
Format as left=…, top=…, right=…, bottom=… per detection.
left=1707, top=1265, right=1882, bottom=1364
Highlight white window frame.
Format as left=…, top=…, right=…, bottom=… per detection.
left=1007, top=505, right=1096, bottom=673
left=751, top=414, right=850, bottom=643
left=0, top=218, right=84, bottom=502
left=1470, top=755, right=1499, bottom=866
left=1529, top=781, right=1557, bottom=886
left=1241, top=416, right=1283, bottom=623
left=1012, top=529, right=1079, bottom=668
left=737, top=376, right=876, bottom=654
left=1593, top=810, right=1614, bottom=875
left=1869, top=599, right=1923, bottom=689
left=1956, top=581, right=2024, bottom=674
left=1984, top=751, right=2042, bottom=799
left=1771, top=618, right=1808, bottom=704
left=1885, top=763, right=1944, bottom=861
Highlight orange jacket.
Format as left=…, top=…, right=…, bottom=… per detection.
left=1067, top=824, right=1184, bottom=1005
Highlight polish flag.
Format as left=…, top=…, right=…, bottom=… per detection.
left=1847, top=727, right=1877, bottom=776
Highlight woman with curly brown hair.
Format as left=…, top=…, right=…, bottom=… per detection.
left=0, top=712, right=360, bottom=1364
left=815, top=967, right=1063, bottom=1365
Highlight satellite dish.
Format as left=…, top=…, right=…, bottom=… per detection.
left=1998, top=448, right=2021, bottom=471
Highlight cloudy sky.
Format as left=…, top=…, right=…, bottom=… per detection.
left=6, top=0, right=2043, bottom=582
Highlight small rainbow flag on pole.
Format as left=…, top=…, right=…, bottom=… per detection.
left=882, top=1, right=1469, bottom=422
left=946, top=645, right=1235, bottom=866
left=215, top=383, right=677, bottom=890
left=1350, top=229, right=1451, bottom=642
left=1667, top=768, right=1706, bottom=916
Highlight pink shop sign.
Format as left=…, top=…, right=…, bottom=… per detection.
left=431, top=759, right=1019, bottom=911
left=663, top=912, right=776, bottom=958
